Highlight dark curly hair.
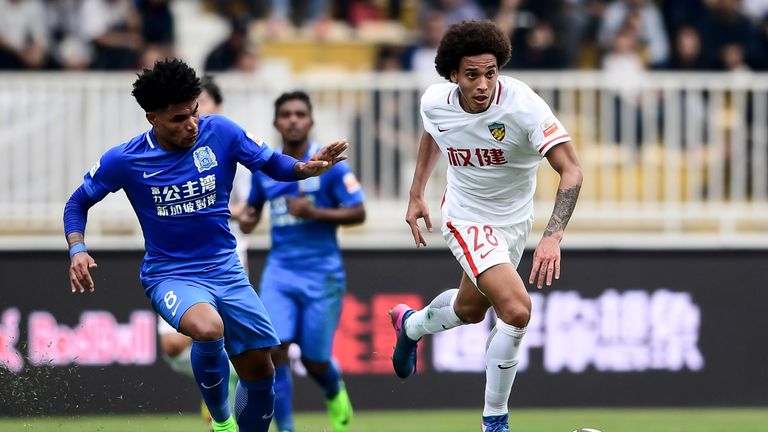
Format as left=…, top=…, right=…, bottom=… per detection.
left=132, top=59, right=201, bottom=112
left=434, top=20, right=512, bottom=81
left=273, top=90, right=313, bottom=121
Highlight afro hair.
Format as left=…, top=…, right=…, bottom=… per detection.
left=434, top=20, right=512, bottom=81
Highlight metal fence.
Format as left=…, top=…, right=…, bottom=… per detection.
left=1, top=71, right=767, bottom=249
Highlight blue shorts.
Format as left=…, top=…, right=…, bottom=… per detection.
left=259, top=261, right=345, bottom=362
left=144, top=264, right=279, bottom=357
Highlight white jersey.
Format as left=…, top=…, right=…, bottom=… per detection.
left=420, top=75, right=571, bottom=225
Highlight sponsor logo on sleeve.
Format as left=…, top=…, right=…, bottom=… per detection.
left=343, top=172, right=362, bottom=193
left=542, top=118, right=559, bottom=138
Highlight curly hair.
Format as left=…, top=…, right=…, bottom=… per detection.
left=132, top=59, right=201, bottom=112
left=273, top=90, right=313, bottom=121
left=434, top=20, right=512, bottom=81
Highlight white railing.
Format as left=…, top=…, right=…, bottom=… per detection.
left=1, top=71, right=767, bottom=249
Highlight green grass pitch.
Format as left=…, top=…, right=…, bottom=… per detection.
left=1, top=408, right=766, bottom=432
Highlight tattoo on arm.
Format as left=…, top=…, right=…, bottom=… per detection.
left=543, top=185, right=581, bottom=237
left=66, top=232, right=84, bottom=249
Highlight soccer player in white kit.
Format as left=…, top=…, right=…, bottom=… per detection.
left=389, top=20, right=583, bottom=432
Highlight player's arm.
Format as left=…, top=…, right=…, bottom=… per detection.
left=238, top=174, right=265, bottom=234
left=63, top=185, right=103, bottom=293
left=287, top=201, right=365, bottom=225
left=406, top=131, right=442, bottom=247
left=529, top=140, right=583, bottom=289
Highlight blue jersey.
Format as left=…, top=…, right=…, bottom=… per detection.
left=248, top=142, right=365, bottom=269
left=82, top=115, right=274, bottom=279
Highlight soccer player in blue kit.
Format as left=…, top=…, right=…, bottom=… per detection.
left=238, top=91, right=365, bottom=432
left=63, top=59, right=348, bottom=432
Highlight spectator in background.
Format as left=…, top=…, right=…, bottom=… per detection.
left=599, top=0, right=668, bottom=68
left=719, top=43, right=750, bottom=71
left=80, top=0, right=144, bottom=70
left=0, top=0, right=48, bottom=70
left=44, top=0, right=92, bottom=70
left=403, top=11, right=446, bottom=77
left=664, top=25, right=706, bottom=70
left=420, top=0, right=486, bottom=27
left=267, top=0, right=330, bottom=38
left=204, top=18, right=259, bottom=72
left=508, top=21, right=566, bottom=69
left=697, top=0, right=760, bottom=69
left=137, top=0, right=175, bottom=52
left=661, top=0, right=706, bottom=38
left=343, top=0, right=385, bottom=28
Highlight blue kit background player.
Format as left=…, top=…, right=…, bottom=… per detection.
left=238, top=91, right=365, bottom=432
left=63, top=59, right=348, bottom=432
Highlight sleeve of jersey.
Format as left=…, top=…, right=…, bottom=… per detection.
left=218, top=115, right=275, bottom=171
left=419, top=90, right=440, bottom=138
left=518, top=90, right=571, bottom=156
left=81, top=146, right=124, bottom=200
left=329, top=162, right=365, bottom=207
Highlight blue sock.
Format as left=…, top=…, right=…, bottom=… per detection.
left=191, top=338, right=231, bottom=422
left=273, top=365, right=294, bottom=431
left=310, top=360, right=341, bottom=399
left=234, top=376, right=275, bottom=432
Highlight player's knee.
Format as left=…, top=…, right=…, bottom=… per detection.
left=497, top=305, right=530, bottom=328
left=454, top=302, right=487, bottom=324
left=185, top=320, right=224, bottom=341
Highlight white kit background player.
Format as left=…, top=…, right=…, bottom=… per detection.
left=388, top=20, right=583, bottom=432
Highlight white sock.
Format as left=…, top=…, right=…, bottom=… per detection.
left=405, top=289, right=464, bottom=340
left=483, top=319, right=526, bottom=417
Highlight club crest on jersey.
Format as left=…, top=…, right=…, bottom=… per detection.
left=488, top=122, right=505, bottom=141
left=193, top=146, right=218, bottom=173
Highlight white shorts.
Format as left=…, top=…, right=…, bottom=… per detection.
left=441, top=216, right=533, bottom=285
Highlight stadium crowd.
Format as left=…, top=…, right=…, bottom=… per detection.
left=2, top=0, right=768, bottom=73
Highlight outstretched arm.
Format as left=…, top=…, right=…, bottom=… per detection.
left=405, top=131, right=443, bottom=247
left=529, top=141, right=583, bottom=289
left=63, top=186, right=100, bottom=293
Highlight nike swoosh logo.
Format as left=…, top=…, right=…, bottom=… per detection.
left=143, top=170, right=164, bottom=178
left=437, top=126, right=449, bottom=132
left=479, top=248, right=496, bottom=259
left=497, top=364, right=515, bottom=370
left=200, top=377, right=223, bottom=389
left=171, top=300, right=182, bottom=317
left=262, top=407, right=274, bottom=419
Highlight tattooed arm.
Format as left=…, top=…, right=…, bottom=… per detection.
left=529, top=141, right=583, bottom=289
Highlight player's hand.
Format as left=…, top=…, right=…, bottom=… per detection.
left=405, top=196, right=432, bottom=247
left=70, top=252, right=97, bottom=294
left=297, top=139, right=349, bottom=178
left=286, top=195, right=315, bottom=219
left=238, top=206, right=258, bottom=234
left=529, top=236, right=561, bottom=289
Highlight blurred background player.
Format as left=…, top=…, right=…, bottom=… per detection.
left=239, top=90, right=365, bottom=432
left=64, top=58, right=350, bottom=432
left=155, top=74, right=250, bottom=427
left=389, top=21, right=583, bottom=432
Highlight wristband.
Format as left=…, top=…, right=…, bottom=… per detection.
left=69, top=243, right=87, bottom=257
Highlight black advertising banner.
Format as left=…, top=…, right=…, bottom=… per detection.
left=1, top=250, right=767, bottom=415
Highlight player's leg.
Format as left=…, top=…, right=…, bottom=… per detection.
left=475, top=264, right=529, bottom=432
left=298, top=271, right=352, bottom=432
left=217, top=270, right=282, bottom=432
left=259, top=266, right=300, bottom=432
left=270, top=342, right=295, bottom=432
left=158, top=318, right=195, bottom=376
left=474, top=218, right=533, bottom=432
left=148, top=278, right=236, bottom=431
